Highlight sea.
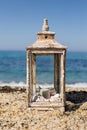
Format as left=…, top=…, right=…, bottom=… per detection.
left=0, top=50, right=87, bottom=88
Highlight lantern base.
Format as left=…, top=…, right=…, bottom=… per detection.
left=27, top=102, right=65, bottom=112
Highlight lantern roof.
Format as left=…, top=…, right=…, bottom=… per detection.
left=27, top=18, right=67, bottom=50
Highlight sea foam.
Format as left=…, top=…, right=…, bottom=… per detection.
left=0, top=81, right=87, bottom=88
left=0, top=81, right=26, bottom=87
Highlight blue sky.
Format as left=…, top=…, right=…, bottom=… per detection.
left=0, top=0, right=87, bottom=51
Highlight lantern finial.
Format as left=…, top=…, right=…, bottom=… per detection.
left=42, top=18, right=49, bottom=31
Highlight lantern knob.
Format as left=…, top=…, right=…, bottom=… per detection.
left=42, top=18, right=49, bottom=31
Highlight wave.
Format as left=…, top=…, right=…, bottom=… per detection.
left=36, top=83, right=87, bottom=88
left=66, top=82, right=87, bottom=88
left=0, top=81, right=87, bottom=88
left=0, top=81, right=26, bottom=87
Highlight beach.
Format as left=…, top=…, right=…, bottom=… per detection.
left=0, top=87, right=87, bottom=130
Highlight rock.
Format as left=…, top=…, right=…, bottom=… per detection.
left=40, top=89, right=50, bottom=99
left=32, top=94, right=47, bottom=102
left=49, top=94, right=60, bottom=102
left=32, top=94, right=41, bottom=102
left=50, top=89, right=56, bottom=96
left=36, top=95, right=47, bottom=102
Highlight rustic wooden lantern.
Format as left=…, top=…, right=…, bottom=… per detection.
left=26, top=19, right=67, bottom=111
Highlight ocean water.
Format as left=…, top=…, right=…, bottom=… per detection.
left=0, top=50, right=87, bottom=88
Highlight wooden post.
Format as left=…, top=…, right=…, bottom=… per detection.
left=54, top=54, right=60, bottom=93
left=32, top=54, right=36, bottom=95
left=27, top=50, right=33, bottom=107
left=60, top=50, right=66, bottom=106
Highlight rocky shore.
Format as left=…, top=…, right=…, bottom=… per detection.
left=0, top=86, right=87, bottom=130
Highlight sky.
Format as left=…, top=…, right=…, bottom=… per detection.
left=0, top=0, right=87, bottom=51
